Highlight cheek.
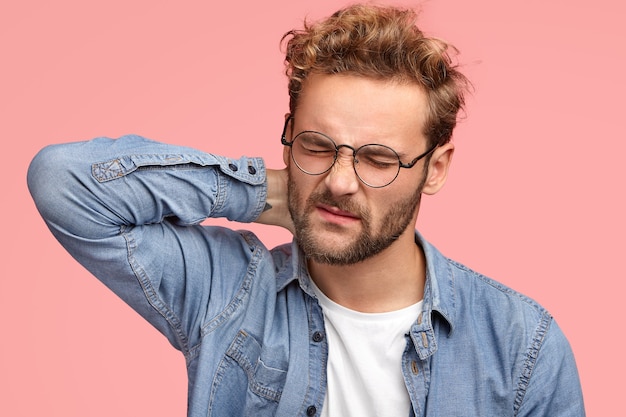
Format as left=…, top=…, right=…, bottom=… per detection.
left=290, top=167, right=322, bottom=195
left=371, top=186, right=418, bottom=218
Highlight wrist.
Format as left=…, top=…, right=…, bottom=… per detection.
left=255, top=168, right=294, bottom=234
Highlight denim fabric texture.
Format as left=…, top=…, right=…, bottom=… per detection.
left=28, top=135, right=585, bottom=417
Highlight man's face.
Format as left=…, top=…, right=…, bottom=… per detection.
left=285, top=73, right=432, bottom=265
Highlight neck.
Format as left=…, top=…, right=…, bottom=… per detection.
left=307, top=230, right=425, bottom=313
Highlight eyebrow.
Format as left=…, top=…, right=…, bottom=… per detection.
left=297, top=131, right=334, bottom=143
left=297, top=127, right=414, bottom=159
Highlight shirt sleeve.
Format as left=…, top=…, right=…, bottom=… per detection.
left=515, top=319, right=586, bottom=416
left=27, top=134, right=268, bottom=355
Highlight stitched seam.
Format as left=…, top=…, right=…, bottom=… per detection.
left=200, top=231, right=259, bottom=335
left=121, top=227, right=190, bottom=355
left=513, top=312, right=551, bottom=415
left=226, top=335, right=283, bottom=402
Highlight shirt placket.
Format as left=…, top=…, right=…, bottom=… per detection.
left=403, top=311, right=437, bottom=417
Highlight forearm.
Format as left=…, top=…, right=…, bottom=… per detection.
left=28, top=135, right=267, bottom=238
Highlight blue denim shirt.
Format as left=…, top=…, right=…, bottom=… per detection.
left=28, top=135, right=585, bottom=416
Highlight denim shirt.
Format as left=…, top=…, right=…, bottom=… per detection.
left=28, top=135, right=585, bottom=416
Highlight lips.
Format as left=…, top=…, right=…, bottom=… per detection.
left=316, top=203, right=361, bottom=225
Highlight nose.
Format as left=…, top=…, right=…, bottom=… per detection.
left=324, top=147, right=360, bottom=196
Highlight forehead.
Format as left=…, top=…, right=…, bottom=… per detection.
left=294, top=73, right=429, bottom=149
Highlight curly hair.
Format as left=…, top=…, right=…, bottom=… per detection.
left=282, top=4, right=470, bottom=147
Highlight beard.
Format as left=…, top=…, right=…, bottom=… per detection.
left=287, top=173, right=425, bottom=266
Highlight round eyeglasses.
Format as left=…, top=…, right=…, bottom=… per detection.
left=281, top=116, right=438, bottom=188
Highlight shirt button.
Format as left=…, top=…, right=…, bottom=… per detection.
left=247, top=165, right=257, bottom=175
left=312, top=331, right=324, bottom=343
left=411, top=360, right=419, bottom=375
left=228, top=163, right=238, bottom=172
left=306, top=405, right=317, bottom=416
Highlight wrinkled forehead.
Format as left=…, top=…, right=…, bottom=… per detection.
left=293, top=73, right=430, bottom=150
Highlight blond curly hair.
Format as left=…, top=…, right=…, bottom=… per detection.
left=282, top=4, right=469, bottom=147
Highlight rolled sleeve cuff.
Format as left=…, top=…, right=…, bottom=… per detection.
left=212, top=155, right=267, bottom=223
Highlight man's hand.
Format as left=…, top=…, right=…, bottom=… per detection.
left=255, top=168, right=295, bottom=234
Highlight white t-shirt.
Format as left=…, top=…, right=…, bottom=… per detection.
left=310, top=281, right=423, bottom=417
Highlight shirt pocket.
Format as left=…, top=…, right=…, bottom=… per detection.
left=209, top=329, right=288, bottom=415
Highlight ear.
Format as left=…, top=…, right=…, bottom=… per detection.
left=422, top=142, right=454, bottom=195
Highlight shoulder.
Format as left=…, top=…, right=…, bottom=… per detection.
left=439, top=255, right=554, bottom=350
left=421, top=234, right=550, bottom=330
left=423, top=235, right=556, bottom=361
left=448, top=257, right=549, bottom=318
left=416, top=233, right=549, bottom=327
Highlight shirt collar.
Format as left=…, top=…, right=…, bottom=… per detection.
left=416, top=231, right=456, bottom=334
left=274, top=231, right=457, bottom=336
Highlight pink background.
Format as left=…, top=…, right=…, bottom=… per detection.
left=1, top=0, right=623, bottom=415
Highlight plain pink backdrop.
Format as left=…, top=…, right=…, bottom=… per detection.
left=1, top=0, right=623, bottom=415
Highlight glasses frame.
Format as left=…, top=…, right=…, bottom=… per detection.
left=280, top=116, right=438, bottom=188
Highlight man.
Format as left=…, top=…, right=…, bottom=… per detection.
left=28, top=4, right=584, bottom=416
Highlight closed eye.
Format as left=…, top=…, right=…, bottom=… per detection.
left=296, top=133, right=336, bottom=155
left=357, top=146, right=399, bottom=168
